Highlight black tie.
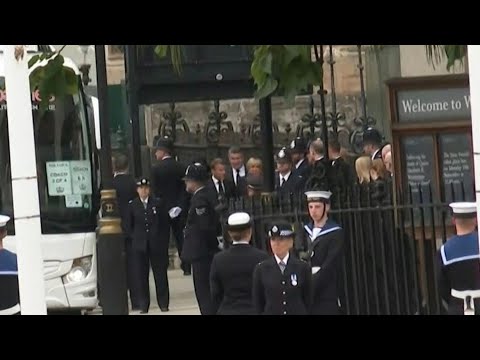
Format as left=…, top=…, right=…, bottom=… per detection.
left=280, top=177, right=285, bottom=187
left=235, top=169, right=240, bottom=186
left=218, top=181, right=225, bottom=196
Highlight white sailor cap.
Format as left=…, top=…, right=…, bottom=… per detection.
left=305, top=191, right=332, bottom=203
left=226, top=212, right=252, bottom=231
left=0, top=215, right=11, bottom=228
left=450, top=202, right=477, bottom=219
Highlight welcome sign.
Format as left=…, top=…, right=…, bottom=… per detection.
left=397, top=87, right=471, bottom=122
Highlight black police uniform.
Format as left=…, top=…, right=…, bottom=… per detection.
left=150, top=137, right=191, bottom=275
left=181, top=164, right=221, bottom=315
left=363, top=127, right=383, bottom=160
left=290, top=137, right=310, bottom=180
left=112, top=172, right=139, bottom=309
left=436, top=205, right=480, bottom=315
left=275, top=147, right=304, bottom=197
left=252, top=222, right=312, bottom=315
left=209, top=213, right=269, bottom=315
left=125, top=178, right=171, bottom=313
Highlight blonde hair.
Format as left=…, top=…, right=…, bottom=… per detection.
left=246, top=157, right=263, bottom=173
left=355, top=156, right=372, bottom=184
left=371, top=159, right=388, bottom=180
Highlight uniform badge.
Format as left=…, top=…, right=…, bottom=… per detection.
left=195, top=207, right=206, bottom=216
left=152, top=207, right=157, bottom=215
left=291, top=274, right=298, bottom=287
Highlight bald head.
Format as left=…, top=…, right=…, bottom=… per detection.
left=308, top=139, right=325, bottom=164
left=384, top=151, right=392, bottom=173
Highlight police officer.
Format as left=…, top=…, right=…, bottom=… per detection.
left=209, top=212, right=269, bottom=315
left=0, top=215, right=20, bottom=315
left=252, top=220, right=312, bottom=315
left=150, top=136, right=191, bottom=276
left=289, top=136, right=310, bottom=179
left=182, top=163, right=221, bottom=315
left=437, top=202, right=480, bottom=315
left=362, top=127, right=383, bottom=160
left=275, top=147, right=303, bottom=196
left=298, top=191, right=345, bottom=315
left=125, top=178, right=171, bottom=314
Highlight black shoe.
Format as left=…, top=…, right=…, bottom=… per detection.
left=140, top=309, right=149, bottom=314
left=160, top=307, right=169, bottom=312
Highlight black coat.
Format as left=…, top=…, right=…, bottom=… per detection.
left=112, top=173, right=138, bottom=236
left=150, top=157, right=189, bottom=212
left=182, top=187, right=220, bottom=263
left=301, top=220, right=345, bottom=315
left=293, top=158, right=310, bottom=180
left=253, top=255, right=312, bottom=315
left=225, top=165, right=247, bottom=198
left=125, top=197, right=170, bottom=254
left=206, top=177, right=236, bottom=202
left=275, top=172, right=303, bottom=197
left=210, top=244, right=269, bottom=315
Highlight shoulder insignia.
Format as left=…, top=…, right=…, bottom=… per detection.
left=195, top=207, right=207, bottom=216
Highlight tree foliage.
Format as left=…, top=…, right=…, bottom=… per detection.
left=26, top=44, right=468, bottom=110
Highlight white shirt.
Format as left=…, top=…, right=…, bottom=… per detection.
left=275, top=253, right=290, bottom=266
left=331, top=156, right=341, bottom=166
left=140, top=197, right=149, bottom=208
left=114, top=171, right=127, bottom=178
left=232, top=165, right=246, bottom=185
left=279, top=171, right=292, bottom=185
left=212, top=176, right=224, bottom=193
left=232, top=241, right=249, bottom=245
left=194, top=186, right=205, bottom=195
left=371, top=149, right=381, bottom=160
left=162, top=155, right=172, bottom=161
left=295, top=158, right=305, bottom=169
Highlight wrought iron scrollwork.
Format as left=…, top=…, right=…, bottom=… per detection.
left=160, top=103, right=190, bottom=142
left=349, top=45, right=377, bottom=154
left=205, top=100, right=233, bottom=144
left=297, top=96, right=323, bottom=140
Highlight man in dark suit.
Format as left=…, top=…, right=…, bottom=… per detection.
left=209, top=212, right=269, bottom=315
left=112, top=153, right=140, bottom=310
left=207, top=158, right=235, bottom=203
left=150, top=136, right=191, bottom=275
left=252, top=220, right=312, bottom=315
left=226, top=146, right=247, bottom=198
left=182, top=163, right=221, bottom=315
left=274, top=147, right=303, bottom=196
left=307, top=139, right=330, bottom=191
left=327, top=132, right=355, bottom=200
left=125, top=178, right=171, bottom=314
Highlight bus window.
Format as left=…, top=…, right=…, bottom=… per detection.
left=0, top=112, right=14, bottom=234
left=0, top=77, right=98, bottom=235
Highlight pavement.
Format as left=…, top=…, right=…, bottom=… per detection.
left=88, top=269, right=200, bottom=316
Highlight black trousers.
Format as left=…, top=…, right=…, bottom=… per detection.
left=170, top=215, right=191, bottom=273
left=132, top=248, right=170, bottom=311
left=192, top=256, right=214, bottom=315
left=125, top=238, right=141, bottom=309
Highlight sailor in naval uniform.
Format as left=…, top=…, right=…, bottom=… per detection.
left=252, top=221, right=312, bottom=315
left=297, top=191, right=345, bottom=315
left=437, top=202, right=480, bottom=315
left=0, top=215, right=20, bottom=315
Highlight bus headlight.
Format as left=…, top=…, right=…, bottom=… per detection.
left=63, top=256, right=92, bottom=284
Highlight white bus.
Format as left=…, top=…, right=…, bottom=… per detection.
left=0, top=45, right=101, bottom=312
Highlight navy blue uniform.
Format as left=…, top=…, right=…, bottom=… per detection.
left=112, top=173, right=139, bottom=309
left=302, top=220, right=344, bottom=315
left=437, top=232, right=480, bottom=315
left=182, top=186, right=220, bottom=315
left=252, top=255, right=312, bottom=315
left=126, top=197, right=171, bottom=312
left=210, top=243, right=269, bottom=315
left=0, top=249, right=20, bottom=314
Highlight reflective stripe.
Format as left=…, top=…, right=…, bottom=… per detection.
left=0, top=304, right=20, bottom=315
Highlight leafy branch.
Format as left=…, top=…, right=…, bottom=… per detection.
left=27, top=45, right=79, bottom=110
